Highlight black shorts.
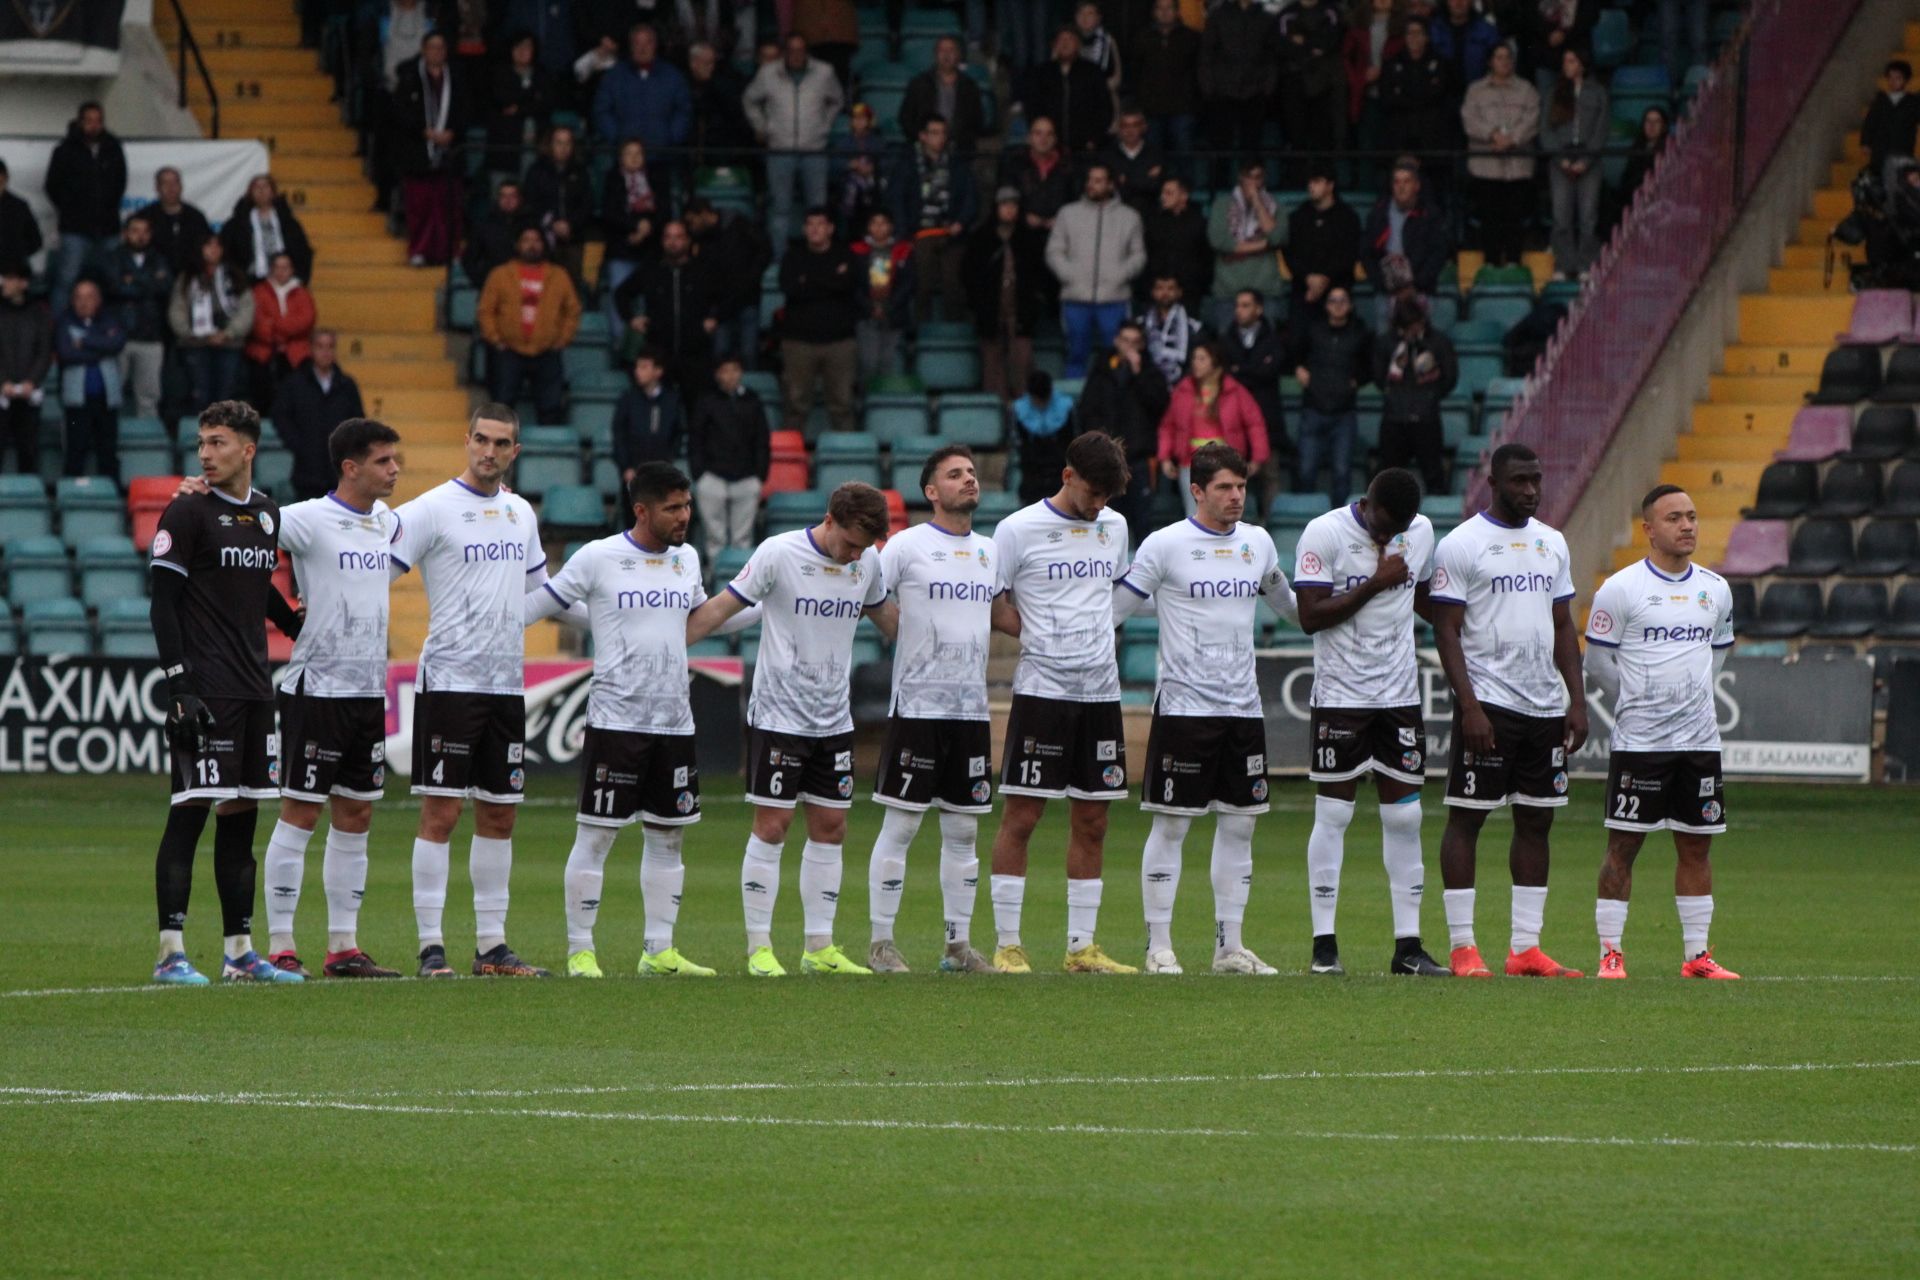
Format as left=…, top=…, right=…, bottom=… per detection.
left=277, top=691, right=387, bottom=803
left=170, top=697, right=278, bottom=805
left=872, top=716, right=994, bottom=814
left=410, top=690, right=526, bottom=805
left=576, top=727, right=701, bottom=827
left=1000, top=694, right=1128, bottom=801
left=1605, top=750, right=1727, bottom=835
left=1307, top=704, right=1427, bottom=785
left=1444, top=705, right=1569, bottom=810
left=747, top=726, right=856, bottom=809
left=1142, top=712, right=1271, bottom=816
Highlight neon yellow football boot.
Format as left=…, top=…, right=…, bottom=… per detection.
left=638, top=947, right=716, bottom=976
left=566, top=949, right=604, bottom=979
left=1063, top=943, right=1139, bottom=974
left=746, top=945, right=787, bottom=977
left=800, top=943, right=872, bottom=974
left=991, top=944, right=1032, bottom=973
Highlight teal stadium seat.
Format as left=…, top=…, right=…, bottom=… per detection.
left=540, top=483, right=608, bottom=536
left=76, top=537, right=146, bottom=609
left=1591, top=8, right=1631, bottom=68
left=763, top=488, right=823, bottom=536
left=884, top=435, right=950, bottom=498
left=813, top=432, right=884, bottom=490
left=55, top=476, right=123, bottom=546
left=6, top=535, right=71, bottom=606
left=709, top=546, right=752, bottom=591
left=0, top=613, right=16, bottom=655
left=513, top=426, right=583, bottom=498
left=1466, top=293, right=1535, bottom=331
left=1420, top=495, right=1466, bottom=536
left=1456, top=354, right=1506, bottom=398
left=972, top=490, right=1021, bottom=535
left=117, top=416, right=174, bottom=478
left=22, top=597, right=90, bottom=655
left=573, top=400, right=617, bottom=449
left=97, top=596, right=156, bottom=658
left=252, top=447, right=295, bottom=498
left=913, top=341, right=981, bottom=393
left=864, top=395, right=932, bottom=445
left=935, top=393, right=1006, bottom=448
left=0, top=473, right=51, bottom=540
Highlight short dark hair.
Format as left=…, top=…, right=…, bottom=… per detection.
left=1026, top=369, right=1053, bottom=401
left=1368, top=467, right=1423, bottom=524
left=77, top=100, right=103, bottom=117
left=684, top=195, right=715, bottom=215
left=1235, top=288, right=1263, bottom=306
left=1405, top=16, right=1427, bottom=33
left=828, top=481, right=891, bottom=538
left=1160, top=173, right=1189, bottom=193
left=920, top=112, right=949, bottom=130
left=329, top=417, right=401, bottom=475
left=200, top=399, right=261, bottom=442
left=1640, top=482, right=1687, bottom=514
left=1890, top=59, right=1913, bottom=79
left=1189, top=442, right=1248, bottom=490
left=1083, top=160, right=1114, bottom=182
left=629, top=461, right=692, bottom=508
left=1238, top=157, right=1265, bottom=177
left=803, top=205, right=834, bottom=222
left=124, top=213, right=151, bottom=230
left=0, top=159, right=9, bottom=177
left=1064, top=430, right=1130, bottom=496
left=1489, top=442, right=1539, bottom=481
left=918, top=443, right=975, bottom=494
left=496, top=179, right=521, bottom=193
left=470, top=401, right=520, bottom=437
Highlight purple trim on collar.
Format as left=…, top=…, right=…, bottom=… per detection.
left=326, top=491, right=372, bottom=516
left=1643, top=558, right=1694, bottom=583
left=625, top=530, right=667, bottom=555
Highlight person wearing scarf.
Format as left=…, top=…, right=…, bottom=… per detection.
left=220, top=175, right=315, bottom=285
left=1206, top=158, right=1287, bottom=330
left=394, top=31, right=469, bottom=266
left=168, top=233, right=254, bottom=410
left=1135, top=274, right=1201, bottom=385
left=245, top=252, right=317, bottom=414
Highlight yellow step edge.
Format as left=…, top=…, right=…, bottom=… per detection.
left=1767, top=267, right=1843, bottom=294
left=1707, top=375, right=1816, bottom=404
left=1691, top=403, right=1798, bottom=437
left=1723, top=345, right=1833, bottom=376
left=335, top=333, right=449, bottom=362
left=1675, top=435, right=1781, bottom=463
left=1738, top=295, right=1853, bottom=344
left=193, top=48, right=319, bottom=74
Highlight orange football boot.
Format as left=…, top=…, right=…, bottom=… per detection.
left=1506, top=946, right=1584, bottom=978
left=1680, top=950, right=1741, bottom=979
left=1449, top=945, right=1492, bottom=977
left=1596, top=949, right=1627, bottom=979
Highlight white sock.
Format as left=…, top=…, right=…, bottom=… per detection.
left=1596, top=897, right=1629, bottom=954
left=1210, top=813, right=1255, bottom=957
left=412, top=837, right=450, bottom=947
left=991, top=874, right=1026, bottom=947
left=322, top=826, right=370, bottom=953
left=937, top=811, right=980, bottom=947
left=1066, top=877, right=1102, bottom=952
left=800, top=839, right=843, bottom=949
left=1307, top=795, right=1353, bottom=936
left=640, top=827, right=685, bottom=954
left=741, top=833, right=783, bottom=951
left=1676, top=894, right=1713, bottom=959
left=263, top=819, right=314, bottom=953
left=1141, top=814, right=1190, bottom=952
left=1511, top=885, right=1548, bottom=953
left=470, top=834, right=514, bottom=953
left=563, top=823, right=618, bottom=953
left=224, top=933, right=252, bottom=959
left=158, top=929, right=185, bottom=962
left=868, top=807, right=922, bottom=943
left=1443, top=888, right=1477, bottom=949
left=1379, top=798, right=1426, bottom=940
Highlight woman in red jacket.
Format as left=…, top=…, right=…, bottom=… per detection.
left=1157, top=341, right=1269, bottom=514
left=244, top=250, right=316, bottom=414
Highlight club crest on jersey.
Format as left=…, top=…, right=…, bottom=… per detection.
left=837, top=774, right=854, bottom=798
left=971, top=780, right=991, bottom=803
left=1535, top=538, right=1548, bottom=558
left=259, top=512, right=275, bottom=536
left=1701, top=800, right=1722, bottom=823
left=509, top=768, right=525, bottom=789
left=1101, top=765, right=1124, bottom=788
left=1552, top=771, right=1569, bottom=794
left=372, top=767, right=385, bottom=786
left=1696, top=590, right=1711, bottom=611
left=1401, top=750, right=1423, bottom=771
left=1398, top=727, right=1417, bottom=747
left=977, top=549, right=988, bottom=570
left=850, top=562, right=863, bottom=584
left=675, top=790, right=696, bottom=814
left=1096, top=522, right=1112, bottom=546
left=1240, top=542, right=1253, bottom=563
left=268, top=760, right=280, bottom=783
left=1251, top=778, right=1268, bottom=801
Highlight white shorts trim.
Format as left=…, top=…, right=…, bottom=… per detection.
left=280, top=784, right=385, bottom=804
left=746, top=790, right=853, bottom=810
left=472, top=788, right=526, bottom=805
left=1603, top=817, right=1666, bottom=833
left=1141, top=800, right=1272, bottom=818
left=1311, top=761, right=1425, bottom=786
left=170, top=786, right=240, bottom=804
left=1512, top=795, right=1569, bottom=809
left=578, top=809, right=703, bottom=829
left=870, top=794, right=994, bottom=815
left=410, top=785, right=525, bottom=805
left=1443, top=794, right=1509, bottom=811
left=1064, top=786, right=1126, bottom=802
left=1665, top=820, right=1726, bottom=836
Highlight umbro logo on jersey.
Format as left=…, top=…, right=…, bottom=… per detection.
left=1047, top=531, right=1063, bottom=542
left=931, top=550, right=947, bottom=561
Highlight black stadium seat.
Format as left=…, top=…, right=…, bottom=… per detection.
left=1846, top=406, right=1917, bottom=461
left=1846, top=519, right=1919, bottom=576
left=1811, top=460, right=1882, bottom=518
left=1879, top=583, right=1920, bottom=639
left=1875, top=346, right=1920, bottom=403
left=1810, top=582, right=1887, bottom=639
left=1730, top=579, right=1758, bottom=632
left=1744, top=461, right=1818, bottom=519
left=1742, top=581, right=1823, bottom=638
left=1807, top=346, right=1881, bottom=404
left=1781, top=517, right=1853, bottom=577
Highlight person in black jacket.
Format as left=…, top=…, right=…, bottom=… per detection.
left=1222, top=288, right=1289, bottom=474
left=689, top=354, right=771, bottom=559
left=1074, top=321, right=1169, bottom=547
left=1287, top=285, right=1372, bottom=504
left=599, top=136, right=664, bottom=338
left=1100, top=109, right=1168, bottom=222
left=1375, top=292, right=1456, bottom=495
left=686, top=197, right=771, bottom=371
left=610, top=349, right=684, bottom=484
left=686, top=40, right=753, bottom=164
left=485, top=31, right=558, bottom=173
left=1381, top=20, right=1455, bottom=159
left=1864, top=59, right=1920, bottom=187
left=1128, top=0, right=1201, bottom=160
left=523, top=123, right=594, bottom=286
left=221, top=175, right=317, bottom=285
left=132, top=166, right=213, bottom=276
left=1285, top=167, right=1362, bottom=323
left=463, top=180, right=526, bottom=287
left=613, top=220, right=718, bottom=393
left=898, top=36, right=988, bottom=156
left=98, top=215, right=174, bottom=420
left=1143, top=175, right=1212, bottom=307
left=1361, top=158, right=1453, bottom=326
left=1276, top=0, right=1347, bottom=185
left=0, top=162, right=43, bottom=270
left=270, top=330, right=365, bottom=500
left=392, top=32, right=471, bottom=266
left=778, top=208, right=862, bottom=433
left=45, top=103, right=127, bottom=306
left=1018, top=27, right=1114, bottom=155
left=962, top=190, right=1049, bottom=401
left=0, top=261, right=52, bottom=475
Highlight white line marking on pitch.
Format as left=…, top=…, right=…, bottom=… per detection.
left=1284, top=1129, right=1919, bottom=1155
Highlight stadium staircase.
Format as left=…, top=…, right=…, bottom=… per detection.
left=152, top=0, right=561, bottom=660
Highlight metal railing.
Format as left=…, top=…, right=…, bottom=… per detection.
left=167, top=0, right=219, bottom=138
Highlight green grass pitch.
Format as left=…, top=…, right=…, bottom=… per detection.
left=1, top=773, right=1915, bottom=1276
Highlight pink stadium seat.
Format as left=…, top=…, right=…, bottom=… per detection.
left=1717, top=519, right=1791, bottom=576
left=1775, top=406, right=1854, bottom=462
left=1838, top=290, right=1914, bottom=345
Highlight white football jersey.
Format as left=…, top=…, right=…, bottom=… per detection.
left=728, top=527, right=887, bottom=736
left=1429, top=512, right=1575, bottom=717
left=992, top=499, right=1129, bottom=702
left=879, top=520, right=996, bottom=722
left=391, top=478, right=546, bottom=695
left=1585, top=558, right=1734, bottom=752
left=276, top=494, right=398, bottom=699
left=1119, top=518, right=1289, bottom=718
left=542, top=532, right=707, bottom=734
left=1293, top=503, right=1435, bottom=709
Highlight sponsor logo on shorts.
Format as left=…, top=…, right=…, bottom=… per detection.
left=675, top=790, right=696, bottom=814
left=674, top=765, right=689, bottom=787
left=1316, top=721, right=1329, bottom=740
left=1251, top=778, right=1268, bottom=801
left=1023, top=737, right=1037, bottom=753
left=968, top=756, right=985, bottom=776
left=304, top=740, right=318, bottom=759
left=508, top=768, right=525, bottom=790
left=837, top=774, right=854, bottom=798
left=1401, top=750, right=1423, bottom=772
left=1101, top=765, right=1124, bottom=789
left=899, top=749, right=914, bottom=767
left=970, top=780, right=991, bottom=803
left=1552, top=771, right=1568, bottom=794
left=268, top=760, right=280, bottom=784
left=370, top=742, right=384, bottom=764
left=594, top=764, right=608, bottom=782
left=430, top=735, right=443, bottom=754
left=372, top=766, right=385, bottom=786
left=770, top=747, right=784, bottom=765
left=1398, top=727, right=1418, bottom=747
left=507, top=743, right=524, bottom=764
left=1247, top=754, right=1264, bottom=775
left=1551, top=747, right=1565, bottom=767
left=1702, top=800, right=1723, bottom=822
left=834, top=751, right=853, bottom=771
left=1096, top=740, right=1118, bottom=761
left=1699, top=777, right=1716, bottom=798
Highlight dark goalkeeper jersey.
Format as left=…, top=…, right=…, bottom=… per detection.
left=150, top=486, right=282, bottom=700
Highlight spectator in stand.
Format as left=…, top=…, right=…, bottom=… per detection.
left=1207, top=159, right=1287, bottom=333
left=55, top=279, right=126, bottom=483
left=1075, top=320, right=1169, bottom=546
left=524, top=123, right=593, bottom=286
left=778, top=208, right=862, bottom=435
left=1289, top=283, right=1371, bottom=503
left=1278, top=0, right=1349, bottom=185
left=502, top=0, right=574, bottom=82
left=1361, top=157, right=1451, bottom=326
left=1144, top=175, right=1212, bottom=306
left=1011, top=369, right=1075, bottom=503
left=245, top=252, right=317, bottom=414
left=1523, top=0, right=1596, bottom=103
left=1156, top=340, right=1268, bottom=515
left=45, top=102, right=127, bottom=308
left=222, top=175, right=317, bottom=286
left=0, top=261, right=52, bottom=475
left=850, top=209, right=915, bottom=384
left=133, top=167, right=212, bottom=276
left=599, top=137, right=663, bottom=341
left=463, top=179, right=526, bottom=288
left=686, top=40, right=753, bottom=165
left=393, top=30, right=470, bottom=267
left=1542, top=45, right=1607, bottom=281
left=271, top=329, right=364, bottom=501
left=900, top=35, right=988, bottom=157
left=1657, top=0, right=1709, bottom=90
left=889, top=114, right=977, bottom=324
left=791, top=0, right=861, bottom=92
left=685, top=196, right=771, bottom=370
left=354, top=0, right=436, bottom=213
left=1431, top=0, right=1501, bottom=100
left=0, top=162, right=43, bottom=268
left=1344, top=0, right=1408, bottom=180
left=594, top=23, right=693, bottom=202
left=1074, top=3, right=1124, bottom=100
left=1128, top=0, right=1201, bottom=160
left=1381, top=17, right=1453, bottom=158
left=1048, top=161, right=1146, bottom=378
left=689, top=354, right=770, bottom=559
left=477, top=225, right=581, bottom=423
left=613, top=219, right=717, bottom=390
left=1222, top=287, right=1289, bottom=475
left=486, top=31, right=558, bottom=173
left=169, top=234, right=253, bottom=411
left=998, top=116, right=1076, bottom=238
left=1136, top=274, right=1204, bottom=385
left=571, top=30, right=621, bottom=109
left=1375, top=292, right=1455, bottom=493
left=100, top=215, right=173, bottom=420
left=1610, top=103, right=1669, bottom=225
left=997, top=0, right=1053, bottom=74
left=610, top=348, right=685, bottom=484
left=834, top=103, right=887, bottom=232
left=745, top=32, right=845, bottom=259
left=1286, top=164, right=1363, bottom=323
left=1462, top=42, right=1541, bottom=268
left=963, top=187, right=1048, bottom=402
left=1863, top=61, right=1920, bottom=189
left=1101, top=109, right=1167, bottom=221
left=1019, top=26, right=1115, bottom=156
left=1198, top=0, right=1280, bottom=186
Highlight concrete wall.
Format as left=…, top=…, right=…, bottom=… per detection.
left=0, top=0, right=199, bottom=140
left=1561, top=0, right=1918, bottom=592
